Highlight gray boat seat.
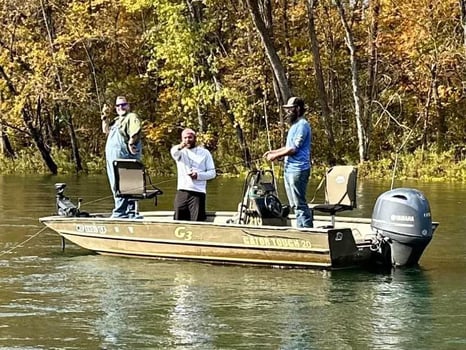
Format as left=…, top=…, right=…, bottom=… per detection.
left=113, top=159, right=163, bottom=215
left=310, top=165, right=357, bottom=227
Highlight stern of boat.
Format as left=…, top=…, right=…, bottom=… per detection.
left=327, top=228, right=372, bottom=268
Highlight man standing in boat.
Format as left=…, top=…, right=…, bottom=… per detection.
left=263, top=96, right=314, bottom=228
left=171, top=128, right=216, bottom=221
left=101, top=96, right=142, bottom=218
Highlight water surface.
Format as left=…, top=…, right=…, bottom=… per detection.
left=0, top=175, right=465, bottom=349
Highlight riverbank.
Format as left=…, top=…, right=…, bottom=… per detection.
left=1, top=148, right=465, bottom=182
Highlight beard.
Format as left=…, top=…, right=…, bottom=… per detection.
left=287, top=111, right=298, bottom=125
left=186, top=140, right=196, bottom=148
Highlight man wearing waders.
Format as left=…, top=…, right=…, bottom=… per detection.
left=101, top=96, right=142, bottom=218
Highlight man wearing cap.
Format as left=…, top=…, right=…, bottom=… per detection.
left=263, top=96, right=314, bottom=228
left=101, top=96, right=142, bottom=218
left=170, top=128, right=216, bottom=221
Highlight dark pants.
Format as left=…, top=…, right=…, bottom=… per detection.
left=174, top=190, right=206, bottom=221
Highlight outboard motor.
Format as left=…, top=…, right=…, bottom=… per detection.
left=55, top=183, right=89, bottom=217
left=371, top=188, right=433, bottom=267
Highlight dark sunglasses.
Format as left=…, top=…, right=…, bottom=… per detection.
left=116, top=103, right=128, bottom=107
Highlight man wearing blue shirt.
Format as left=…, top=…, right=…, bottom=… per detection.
left=264, top=97, right=314, bottom=228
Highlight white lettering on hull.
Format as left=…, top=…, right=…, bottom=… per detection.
left=75, top=224, right=107, bottom=234
left=243, top=236, right=312, bottom=249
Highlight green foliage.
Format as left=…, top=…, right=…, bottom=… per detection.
left=0, top=0, right=464, bottom=184
left=0, top=148, right=106, bottom=175
left=1, top=147, right=464, bottom=183
left=358, top=149, right=466, bottom=182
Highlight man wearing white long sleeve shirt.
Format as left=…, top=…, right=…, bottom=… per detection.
left=170, top=128, right=216, bottom=221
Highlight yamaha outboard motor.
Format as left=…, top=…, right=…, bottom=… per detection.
left=371, top=188, right=433, bottom=267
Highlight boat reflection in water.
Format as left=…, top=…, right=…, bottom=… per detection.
left=60, top=255, right=433, bottom=349
left=368, top=268, right=433, bottom=349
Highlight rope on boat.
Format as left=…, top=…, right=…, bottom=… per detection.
left=0, top=226, right=48, bottom=258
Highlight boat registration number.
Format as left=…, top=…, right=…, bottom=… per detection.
left=75, top=224, right=107, bottom=234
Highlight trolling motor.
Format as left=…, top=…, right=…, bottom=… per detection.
left=55, top=183, right=89, bottom=217
left=233, top=169, right=289, bottom=226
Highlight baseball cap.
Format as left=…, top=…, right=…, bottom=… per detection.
left=283, top=96, right=304, bottom=108
left=115, top=96, right=128, bottom=105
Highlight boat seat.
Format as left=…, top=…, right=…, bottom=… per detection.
left=309, top=165, right=357, bottom=228
left=113, top=159, right=163, bottom=215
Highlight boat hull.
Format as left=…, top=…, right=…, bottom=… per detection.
left=40, top=212, right=374, bottom=269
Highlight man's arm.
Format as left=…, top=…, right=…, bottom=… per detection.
left=263, top=146, right=296, bottom=162
left=101, top=104, right=110, bottom=134
left=170, top=144, right=185, bottom=161
left=191, top=149, right=216, bottom=181
left=126, top=113, right=142, bottom=154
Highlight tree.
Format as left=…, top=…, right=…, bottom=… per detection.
left=461, top=0, right=466, bottom=51
left=334, top=0, right=367, bottom=163
left=245, top=0, right=291, bottom=104
left=306, top=0, right=336, bottom=164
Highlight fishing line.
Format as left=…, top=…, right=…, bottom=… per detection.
left=373, top=99, right=422, bottom=190
left=0, top=226, right=48, bottom=258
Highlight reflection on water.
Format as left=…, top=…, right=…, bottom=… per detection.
left=168, top=272, right=213, bottom=349
left=0, top=252, right=464, bottom=349
left=369, top=269, right=433, bottom=350
left=0, top=175, right=465, bottom=349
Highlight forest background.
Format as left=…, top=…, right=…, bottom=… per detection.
left=0, top=0, right=465, bottom=182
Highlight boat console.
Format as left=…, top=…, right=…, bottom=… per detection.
left=230, top=169, right=290, bottom=226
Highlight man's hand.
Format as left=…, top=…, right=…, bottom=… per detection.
left=187, top=170, right=198, bottom=179
left=263, top=150, right=277, bottom=162
left=178, top=142, right=187, bottom=150
left=101, top=104, right=110, bottom=120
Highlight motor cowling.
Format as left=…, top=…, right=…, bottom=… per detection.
left=371, top=188, right=433, bottom=266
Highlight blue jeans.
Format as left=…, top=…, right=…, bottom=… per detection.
left=284, top=169, right=313, bottom=228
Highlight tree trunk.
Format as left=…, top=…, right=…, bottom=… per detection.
left=186, top=0, right=207, bottom=132
left=212, top=71, right=252, bottom=167
left=306, top=0, right=336, bottom=165
left=1, top=63, right=57, bottom=173
left=0, top=123, right=15, bottom=158
left=461, top=0, right=466, bottom=52
left=246, top=0, right=291, bottom=104
left=430, top=64, right=447, bottom=151
left=64, top=110, right=83, bottom=173
left=335, top=0, right=367, bottom=163
left=220, top=97, right=252, bottom=168
left=362, top=0, right=380, bottom=157
left=41, top=0, right=83, bottom=173
left=23, top=100, right=58, bottom=175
